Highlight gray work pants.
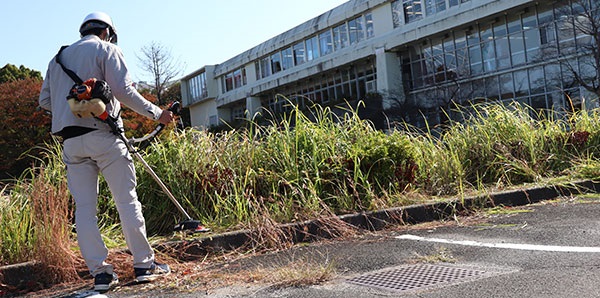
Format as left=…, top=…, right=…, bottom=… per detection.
left=62, top=129, right=154, bottom=276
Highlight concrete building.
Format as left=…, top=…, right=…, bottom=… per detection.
left=181, top=0, right=599, bottom=130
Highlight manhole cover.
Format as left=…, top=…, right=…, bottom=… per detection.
left=347, top=263, right=487, bottom=292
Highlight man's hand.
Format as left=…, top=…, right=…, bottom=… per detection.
left=158, top=110, right=174, bottom=125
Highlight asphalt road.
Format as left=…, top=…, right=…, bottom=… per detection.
left=52, top=194, right=600, bottom=298
left=205, top=195, right=600, bottom=298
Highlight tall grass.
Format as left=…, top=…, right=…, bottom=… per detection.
left=0, top=140, right=80, bottom=284
left=138, top=102, right=418, bottom=233
left=444, top=103, right=552, bottom=188
left=414, top=102, right=592, bottom=195
left=3, top=100, right=600, bottom=271
left=29, top=166, right=80, bottom=284
left=0, top=183, right=33, bottom=266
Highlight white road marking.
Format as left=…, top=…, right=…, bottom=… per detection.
left=396, top=234, right=600, bottom=253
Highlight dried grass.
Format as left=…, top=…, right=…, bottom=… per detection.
left=241, top=197, right=357, bottom=253
left=29, top=168, right=82, bottom=285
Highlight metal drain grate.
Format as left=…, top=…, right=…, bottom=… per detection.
left=347, top=263, right=487, bottom=292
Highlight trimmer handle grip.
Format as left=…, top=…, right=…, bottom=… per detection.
left=168, top=101, right=181, bottom=116
left=157, top=101, right=181, bottom=130
left=129, top=101, right=182, bottom=151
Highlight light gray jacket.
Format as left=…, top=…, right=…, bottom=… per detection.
left=39, top=35, right=163, bottom=134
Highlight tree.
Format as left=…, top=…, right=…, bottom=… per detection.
left=0, top=64, right=42, bottom=84
left=137, top=42, right=183, bottom=105
left=161, top=81, right=182, bottom=104
left=0, top=78, right=51, bottom=179
left=120, top=90, right=161, bottom=138
left=548, top=0, right=600, bottom=99
left=160, top=81, right=189, bottom=128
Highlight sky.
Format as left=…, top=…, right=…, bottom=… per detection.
left=0, top=0, right=349, bottom=82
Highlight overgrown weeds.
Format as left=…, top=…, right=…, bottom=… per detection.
left=0, top=169, right=81, bottom=295
left=136, top=102, right=420, bottom=234
left=0, top=183, right=33, bottom=266
left=29, top=167, right=81, bottom=285
left=3, top=100, right=600, bottom=290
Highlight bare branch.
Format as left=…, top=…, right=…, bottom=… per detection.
left=551, top=0, right=600, bottom=97
left=137, top=41, right=184, bottom=105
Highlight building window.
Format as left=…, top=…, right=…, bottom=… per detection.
left=282, top=47, right=294, bottom=70
left=493, top=18, right=510, bottom=70
left=539, top=21, right=557, bottom=46
left=254, top=61, right=260, bottom=80
left=355, top=16, right=366, bottom=43
left=224, top=72, right=233, bottom=92
left=271, top=52, right=282, bottom=73
left=425, top=0, right=446, bottom=16
left=480, top=24, right=496, bottom=73
left=522, top=9, right=541, bottom=62
left=392, top=0, right=403, bottom=28
left=267, top=96, right=285, bottom=114
left=293, top=42, right=306, bottom=65
left=443, top=34, right=457, bottom=80
left=231, top=105, right=245, bottom=121
left=348, top=16, right=365, bottom=45
left=333, top=23, right=349, bottom=50
left=222, top=67, right=247, bottom=92
left=467, top=29, right=483, bottom=75
left=399, top=2, right=598, bottom=124
left=233, top=69, right=242, bottom=88
left=270, top=60, right=376, bottom=112
left=395, top=0, right=467, bottom=26
left=450, top=0, right=470, bottom=6
left=508, top=14, right=526, bottom=66
left=319, top=30, right=334, bottom=56
left=306, top=35, right=320, bottom=61
left=189, top=74, right=196, bottom=101
left=365, top=13, right=374, bottom=38
left=187, top=71, right=207, bottom=104
left=454, top=31, right=468, bottom=77
left=253, top=11, right=374, bottom=80
left=432, top=42, right=446, bottom=83
left=403, top=0, right=423, bottom=23
left=260, top=56, right=271, bottom=79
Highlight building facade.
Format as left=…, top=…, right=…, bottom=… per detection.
left=181, top=0, right=599, bottom=129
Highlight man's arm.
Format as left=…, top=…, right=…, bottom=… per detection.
left=38, top=70, right=52, bottom=111
left=103, top=45, right=163, bottom=121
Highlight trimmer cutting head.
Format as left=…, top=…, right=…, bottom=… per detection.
left=174, top=219, right=210, bottom=233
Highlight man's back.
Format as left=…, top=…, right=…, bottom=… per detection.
left=40, top=34, right=160, bottom=134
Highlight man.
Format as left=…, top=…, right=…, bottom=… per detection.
left=39, top=12, right=171, bottom=292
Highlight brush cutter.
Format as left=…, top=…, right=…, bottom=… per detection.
left=52, top=47, right=206, bottom=233
left=102, top=101, right=209, bottom=233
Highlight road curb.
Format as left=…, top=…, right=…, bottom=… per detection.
left=2, top=180, right=599, bottom=289
left=0, top=261, right=42, bottom=292
left=154, top=180, right=600, bottom=258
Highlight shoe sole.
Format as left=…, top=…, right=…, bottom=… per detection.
left=94, top=280, right=118, bottom=292
left=135, top=271, right=170, bottom=283
left=135, top=275, right=158, bottom=283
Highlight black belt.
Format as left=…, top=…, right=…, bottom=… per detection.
left=55, top=126, right=97, bottom=140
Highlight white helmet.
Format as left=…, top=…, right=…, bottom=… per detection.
left=79, top=12, right=118, bottom=44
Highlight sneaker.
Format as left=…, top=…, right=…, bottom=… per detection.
left=134, top=262, right=171, bottom=283
left=94, top=272, right=118, bottom=292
